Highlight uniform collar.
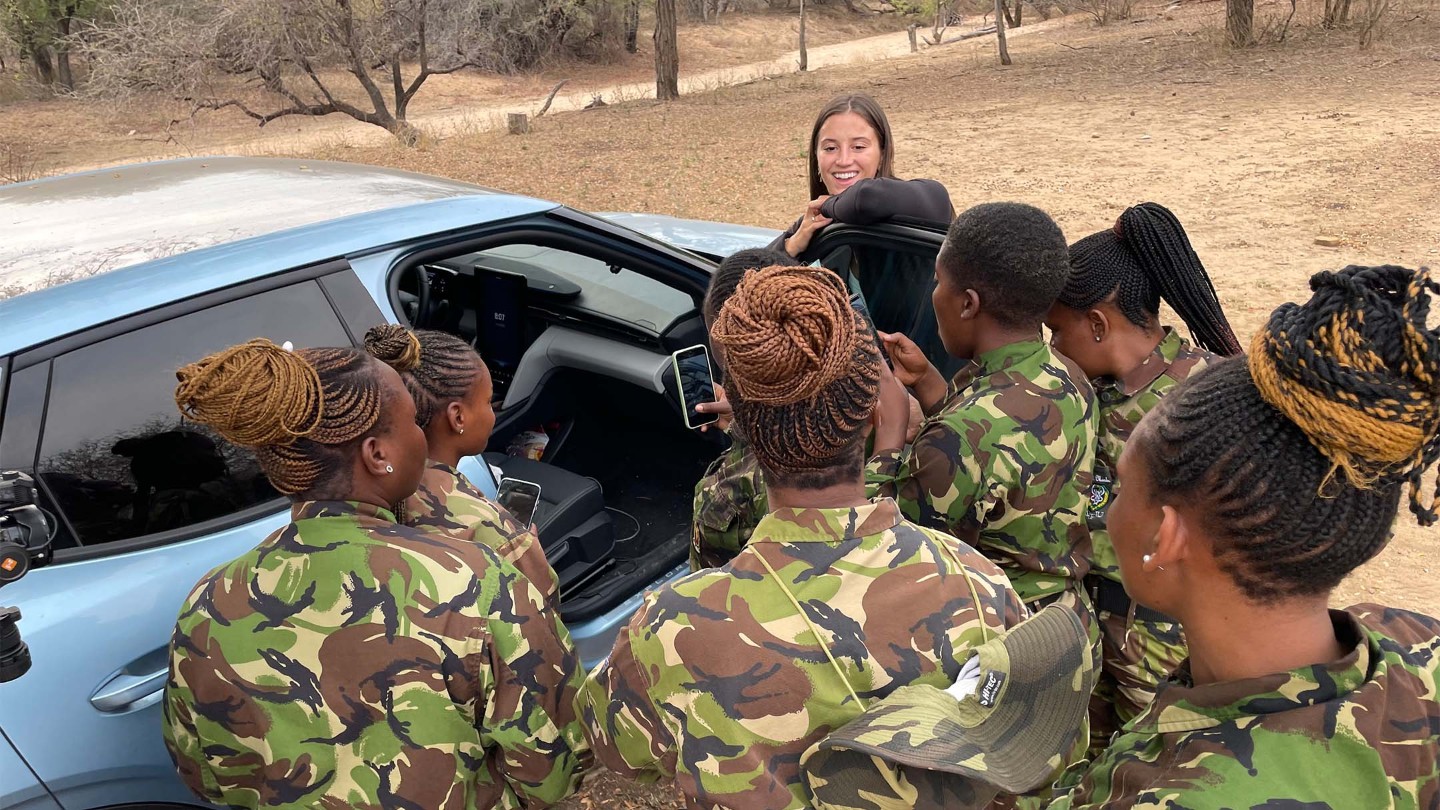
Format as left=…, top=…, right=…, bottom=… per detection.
left=750, top=498, right=903, bottom=544
left=291, top=500, right=399, bottom=524
left=1100, top=328, right=1187, bottom=399
left=1129, top=610, right=1372, bottom=735
left=950, top=338, right=1049, bottom=391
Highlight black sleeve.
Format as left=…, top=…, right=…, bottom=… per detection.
left=767, top=216, right=803, bottom=252
left=818, top=178, right=955, bottom=227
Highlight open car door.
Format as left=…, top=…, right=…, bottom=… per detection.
left=799, top=221, right=962, bottom=378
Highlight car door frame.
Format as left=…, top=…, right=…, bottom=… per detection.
left=0, top=258, right=388, bottom=809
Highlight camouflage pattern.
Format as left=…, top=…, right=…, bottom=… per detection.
left=690, top=437, right=767, bottom=571
left=867, top=339, right=1100, bottom=605
left=1089, top=328, right=1215, bottom=581
left=162, top=500, right=589, bottom=810
left=578, top=498, right=1026, bottom=810
left=1087, top=605, right=1185, bottom=753
left=1052, top=604, right=1440, bottom=809
left=407, top=460, right=560, bottom=608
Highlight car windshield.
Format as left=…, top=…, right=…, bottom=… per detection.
left=463, top=243, right=695, bottom=334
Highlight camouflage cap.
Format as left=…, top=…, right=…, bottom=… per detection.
left=802, top=604, right=1097, bottom=808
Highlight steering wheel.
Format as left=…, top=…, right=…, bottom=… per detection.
left=412, top=265, right=433, bottom=328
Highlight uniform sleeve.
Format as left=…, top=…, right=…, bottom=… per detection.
left=162, top=642, right=223, bottom=803
left=575, top=615, right=678, bottom=782
left=867, top=419, right=987, bottom=534
left=819, top=178, right=955, bottom=226
left=481, top=567, right=590, bottom=807
left=690, top=450, right=765, bottom=572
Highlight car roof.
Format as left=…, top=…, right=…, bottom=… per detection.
left=0, top=157, right=558, bottom=355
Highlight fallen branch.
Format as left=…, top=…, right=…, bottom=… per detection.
left=535, top=79, right=569, bottom=117
left=1059, top=42, right=1094, bottom=50
left=937, top=25, right=997, bottom=45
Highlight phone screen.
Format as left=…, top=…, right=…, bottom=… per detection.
left=476, top=268, right=527, bottom=374
left=497, top=478, right=542, bottom=528
left=673, top=346, right=719, bottom=429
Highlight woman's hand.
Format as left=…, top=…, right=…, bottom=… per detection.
left=696, top=382, right=733, bottom=433
left=783, top=196, right=832, bottom=257
left=879, top=331, right=948, bottom=413
left=871, top=363, right=912, bottom=454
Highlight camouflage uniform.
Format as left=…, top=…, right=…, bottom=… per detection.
left=579, top=498, right=1026, bottom=810
left=1051, top=604, right=1440, bottom=809
left=408, top=460, right=561, bottom=609
left=1085, top=329, right=1215, bottom=750
left=866, top=339, right=1099, bottom=607
left=162, top=500, right=589, bottom=810
left=690, top=436, right=767, bottom=571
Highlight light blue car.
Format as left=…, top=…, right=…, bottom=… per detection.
left=0, top=157, right=953, bottom=809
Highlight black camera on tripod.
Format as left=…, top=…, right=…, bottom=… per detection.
left=1, top=471, right=56, bottom=684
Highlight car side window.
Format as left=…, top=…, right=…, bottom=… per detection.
left=35, top=281, right=353, bottom=548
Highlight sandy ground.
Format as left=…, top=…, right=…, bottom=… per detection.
left=5, top=4, right=1440, bottom=806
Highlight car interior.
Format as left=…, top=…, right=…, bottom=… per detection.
left=394, top=237, right=723, bottom=623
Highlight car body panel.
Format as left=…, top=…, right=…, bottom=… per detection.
left=597, top=212, right=780, bottom=260
left=1, top=729, right=64, bottom=810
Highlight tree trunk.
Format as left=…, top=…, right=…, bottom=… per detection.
left=908, top=23, right=918, bottom=51
left=995, top=0, right=1012, bottom=64
left=54, top=15, right=75, bottom=91
left=1226, top=0, right=1254, bottom=45
left=1002, top=0, right=1020, bottom=27
left=32, top=45, right=57, bottom=86
left=654, top=0, right=680, bottom=100
left=798, top=0, right=808, bottom=71
left=625, top=0, right=640, bottom=52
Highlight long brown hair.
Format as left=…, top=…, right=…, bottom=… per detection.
left=807, top=93, right=896, bottom=199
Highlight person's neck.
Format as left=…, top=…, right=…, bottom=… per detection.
left=768, top=480, right=870, bottom=510
left=971, top=324, right=1041, bottom=360
left=1183, top=593, right=1342, bottom=685
left=1107, top=325, right=1166, bottom=381
left=427, top=430, right=462, bottom=469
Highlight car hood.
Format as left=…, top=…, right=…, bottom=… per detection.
left=597, top=213, right=779, bottom=261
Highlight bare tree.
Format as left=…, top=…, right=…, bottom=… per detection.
left=655, top=0, right=679, bottom=99
left=2, top=0, right=103, bottom=91
left=624, top=0, right=640, bottom=52
left=994, top=0, right=1011, bottom=63
left=798, top=0, right=808, bottom=70
left=84, top=0, right=616, bottom=144
left=1226, top=0, right=1253, bottom=45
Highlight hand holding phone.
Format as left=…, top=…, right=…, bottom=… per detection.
left=497, top=477, right=543, bottom=528
left=671, top=345, right=719, bottom=430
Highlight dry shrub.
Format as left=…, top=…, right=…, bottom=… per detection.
left=0, top=139, right=46, bottom=184
left=1055, top=0, right=1135, bottom=25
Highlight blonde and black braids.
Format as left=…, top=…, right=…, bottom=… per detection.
left=364, top=324, right=483, bottom=430
left=710, top=265, right=882, bottom=488
left=174, top=339, right=387, bottom=497
left=1139, top=265, right=1440, bottom=602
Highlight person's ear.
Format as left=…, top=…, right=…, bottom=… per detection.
left=960, top=288, right=982, bottom=321
left=1147, top=504, right=1190, bottom=572
left=1087, top=308, right=1111, bottom=343
left=359, top=434, right=393, bottom=478
left=446, top=400, right=466, bottom=435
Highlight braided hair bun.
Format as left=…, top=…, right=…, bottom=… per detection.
left=175, top=339, right=386, bottom=495
left=711, top=266, right=881, bottom=480
left=363, top=324, right=422, bottom=373
left=1249, top=265, right=1440, bottom=524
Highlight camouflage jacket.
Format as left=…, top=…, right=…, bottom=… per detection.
left=1051, top=605, right=1440, bottom=809
left=867, top=339, right=1099, bottom=604
left=690, top=437, right=767, bottom=571
left=407, top=460, right=561, bottom=607
left=1088, top=329, right=1216, bottom=581
left=578, top=498, right=1026, bottom=810
left=162, top=500, right=589, bottom=810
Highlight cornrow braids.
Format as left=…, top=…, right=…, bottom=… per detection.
left=1138, top=265, right=1440, bottom=602
left=365, top=324, right=483, bottom=430
left=1061, top=202, right=1242, bottom=356
left=175, top=340, right=387, bottom=497
left=704, top=248, right=800, bottom=330
left=711, top=265, right=882, bottom=488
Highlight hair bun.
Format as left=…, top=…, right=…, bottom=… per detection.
left=1249, top=265, right=1440, bottom=522
left=174, top=338, right=322, bottom=448
left=710, top=265, right=858, bottom=406
left=363, top=324, right=422, bottom=372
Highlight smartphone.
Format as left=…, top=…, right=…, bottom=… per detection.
left=850, top=292, right=893, bottom=369
left=671, top=344, right=719, bottom=430
left=497, top=477, right=543, bottom=528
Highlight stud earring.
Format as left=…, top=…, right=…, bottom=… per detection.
left=385, top=465, right=394, bottom=474
left=459, top=428, right=465, bottom=435
left=1142, top=553, right=1153, bottom=565
left=1094, top=335, right=1102, bottom=343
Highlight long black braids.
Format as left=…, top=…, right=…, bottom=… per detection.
left=1061, top=202, right=1243, bottom=356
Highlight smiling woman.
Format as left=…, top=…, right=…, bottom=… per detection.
left=771, top=93, right=955, bottom=258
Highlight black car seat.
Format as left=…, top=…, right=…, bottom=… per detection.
left=483, top=453, right=615, bottom=594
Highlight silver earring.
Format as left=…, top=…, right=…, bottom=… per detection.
left=1142, top=554, right=1153, bottom=565
left=459, top=428, right=465, bottom=435
left=385, top=465, right=394, bottom=474
left=1094, top=335, right=1102, bottom=342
